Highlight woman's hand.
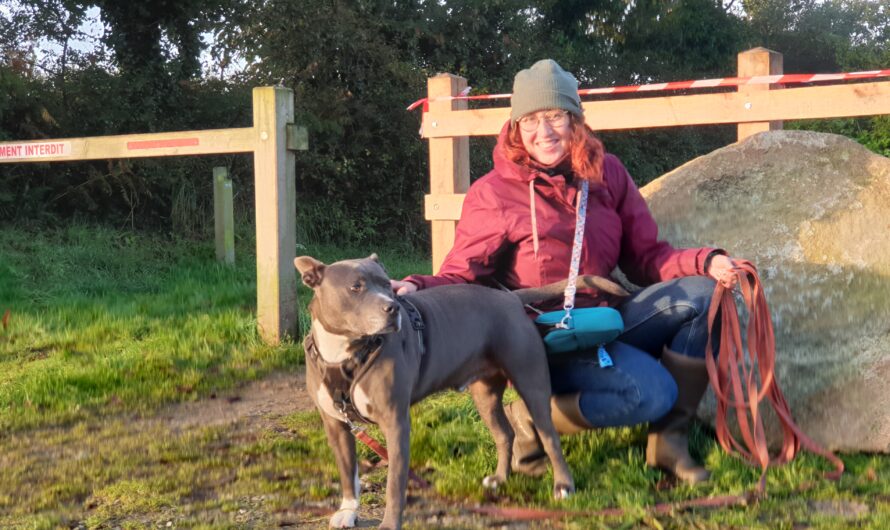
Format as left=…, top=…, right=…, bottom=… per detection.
left=390, top=279, right=418, bottom=295
left=708, top=254, right=739, bottom=289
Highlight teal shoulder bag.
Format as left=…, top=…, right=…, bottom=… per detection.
left=534, top=180, right=623, bottom=366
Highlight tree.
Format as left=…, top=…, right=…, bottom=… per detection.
left=741, top=0, right=890, bottom=72
left=741, top=0, right=890, bottom=158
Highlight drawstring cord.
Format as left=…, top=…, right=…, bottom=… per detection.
left=528, top=180, right=539, bottom=259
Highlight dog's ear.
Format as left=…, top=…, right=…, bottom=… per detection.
left=366, top=253, right=388, bottom=274
left=294, top=256, right=326, bottom=288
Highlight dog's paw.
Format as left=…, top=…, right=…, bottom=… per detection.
left=330, top=507, right=358, bottom=528
left=482, top=474, right=506, bottom=490
left=553, top=483, right=574, bottom=500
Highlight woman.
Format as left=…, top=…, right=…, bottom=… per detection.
left=391, top=59, right=739, bottom=484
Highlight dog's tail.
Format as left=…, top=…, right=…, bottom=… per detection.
left=513, top=275, right=630, bottom=305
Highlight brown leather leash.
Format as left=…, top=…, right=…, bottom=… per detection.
left=467, top=493, right=759, bottom=520
left=705, top=260, right=844, bottom=492
left=352, top=427, right=431, bottom=489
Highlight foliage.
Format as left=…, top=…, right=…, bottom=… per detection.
left=740, top=0, right=890, bottom=72
left=218, top=0, right=433, bottom=244
left=735, top=0, right=890, bottom=162
left=0, top=66, right=252, bottom=230
left=1, top=0, right=888, bottom=244
left=789, top=116, right=890, bottom=158
left=617, top=0, right=745, bottom=82
left=1, top=1, right=255, bottom=236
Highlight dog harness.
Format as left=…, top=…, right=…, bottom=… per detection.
left=304, top=332, right=383, bottom=424
left=304, top=296, right=425, bottom=425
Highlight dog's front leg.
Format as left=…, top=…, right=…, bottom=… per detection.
left=379, top=409, right=410, bottom=530
left=321, top=414, right=360, bottom=528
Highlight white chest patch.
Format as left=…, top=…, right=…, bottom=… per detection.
left=315, top=385, right=346, bottom=422
left=312, top=320, right=352, bottom=363
left=310, top=319, right=378, bottom=423
left=352, top=384, right=374, bottom=420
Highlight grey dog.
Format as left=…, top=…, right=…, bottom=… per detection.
left=295, top=254, right=628, bottom=529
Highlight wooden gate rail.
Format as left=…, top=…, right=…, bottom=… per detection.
left=0, top=87, right=306, bottom=345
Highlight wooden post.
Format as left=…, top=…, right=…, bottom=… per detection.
left=737, top=47, right=784, bottom=141
left=252, top=87, right=297, bottom=344
left=426, top=74, right=470, bottom=273
left=213, top=166, right=235, bottom=265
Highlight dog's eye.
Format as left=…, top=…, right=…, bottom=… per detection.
left=350, top=282, right=363, bottom=293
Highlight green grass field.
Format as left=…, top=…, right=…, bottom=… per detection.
left=1, top=225, right=887, bottom=529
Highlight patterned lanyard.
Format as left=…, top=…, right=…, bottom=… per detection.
left=557, top=179, right=588, bottom=329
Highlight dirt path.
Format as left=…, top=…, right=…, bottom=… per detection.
left=2, top=370, right=555, bottom=529
left=160, top=370, right=314, bottom=432
left=158, top=370, right=546, bottom=528
left=171, top=371, right=545, bottom=528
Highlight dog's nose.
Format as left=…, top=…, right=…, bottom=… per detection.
left=383, top=301, right=398, bottom=314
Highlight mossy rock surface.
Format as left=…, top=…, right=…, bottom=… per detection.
left=641, top=130, right=890, bottom=452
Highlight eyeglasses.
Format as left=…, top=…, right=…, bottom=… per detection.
left=516, top=110, right=570, bottom=132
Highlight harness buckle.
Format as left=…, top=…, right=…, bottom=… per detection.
left=336, top=401, right=363, bottom=433
left=556, top=308, right=574, bottom=330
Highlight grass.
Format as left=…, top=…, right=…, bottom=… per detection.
left=0, top=223, right=291, bottom=432
left=1, top=223, right=889, bottom=528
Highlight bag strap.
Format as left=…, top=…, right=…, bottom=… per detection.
left=557, top=179, right=589, bottom=329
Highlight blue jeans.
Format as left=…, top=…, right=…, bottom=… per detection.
left=549, top=276, right=717, bottom=427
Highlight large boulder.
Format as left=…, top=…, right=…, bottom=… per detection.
left=640, top=130, right=890, bottom=453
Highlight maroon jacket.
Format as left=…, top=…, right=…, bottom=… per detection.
left=406, top=123, right=717, bottom=310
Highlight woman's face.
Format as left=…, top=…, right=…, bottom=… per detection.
left=517, top=109, right=572, bottom=166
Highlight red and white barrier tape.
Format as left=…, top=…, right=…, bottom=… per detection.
left=407, top=69, right=890, bottom=111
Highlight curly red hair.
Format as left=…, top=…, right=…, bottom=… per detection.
left=502, top=115, right=605, bottom=184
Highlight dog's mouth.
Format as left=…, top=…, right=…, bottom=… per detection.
left=359, top=311, right=401, bottom=337
left=378, top=311, right=401, bottom=335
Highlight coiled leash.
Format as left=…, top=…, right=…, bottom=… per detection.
left=705, top=260, right=844, bottom=493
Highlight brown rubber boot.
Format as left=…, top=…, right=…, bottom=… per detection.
left=646, top=347, right=711, bottom=484
left=505, top=393, right=592, bottom=477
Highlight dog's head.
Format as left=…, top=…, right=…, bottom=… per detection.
left=295, top=254, right=401, bottom=338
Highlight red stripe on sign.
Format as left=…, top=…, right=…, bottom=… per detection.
left=127, top=138, right=200, bottom=150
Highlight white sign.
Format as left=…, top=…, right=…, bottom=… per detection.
left=0, top=141, right=72, bottom=160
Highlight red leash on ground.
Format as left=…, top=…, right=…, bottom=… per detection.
left=352, top=428, right=430, bottom=488
left=705, top=260, right=845, bottom=492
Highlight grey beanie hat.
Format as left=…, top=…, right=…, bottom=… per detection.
left=510, top=59, right=583, bottom=123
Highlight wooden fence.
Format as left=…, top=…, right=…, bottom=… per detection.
left=422, top=47, right=890, bottom=272
left=0, top=87, right=306, bottom=345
